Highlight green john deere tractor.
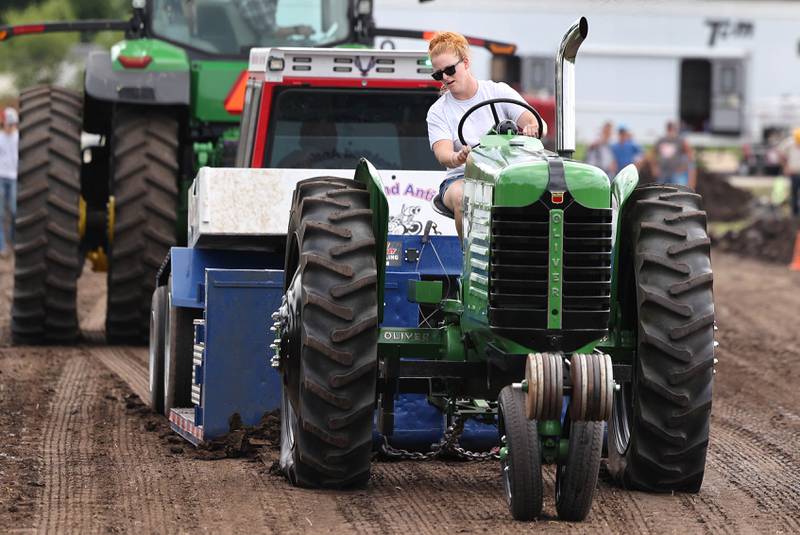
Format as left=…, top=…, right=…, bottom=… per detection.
left=3, top=0, right=520, bottom=344
left=273, top=17, right=715, bottom=521
left=1, top=0, right=379, bottom=344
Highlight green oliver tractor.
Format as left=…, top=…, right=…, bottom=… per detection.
left=273, top=17, right=715, bottom=521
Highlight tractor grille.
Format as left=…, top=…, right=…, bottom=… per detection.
left=488, top=195, right=612, bottom=351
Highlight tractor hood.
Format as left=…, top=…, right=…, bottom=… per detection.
left=467, top=135, right=610, bottom=210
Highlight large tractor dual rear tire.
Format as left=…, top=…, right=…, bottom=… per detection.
left=11, top=87, right=180, bottom=346
left=609, top=184, right=715, bottom=492
left=107, top=109, right=179, bottom=344
left=12, top=86, right=82, bottom=344
left=280, top=177, right=379, bottom=489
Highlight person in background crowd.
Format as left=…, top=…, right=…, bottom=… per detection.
left=426, top=31, right=543, bottom=240
left=0, top=106, right=19, bottom=256
left=610, top=124, right=642, bottom=171
left=585, top=121, right=617, bottom=178
left=652, top=120, right=695, bottom=189
left=779, top=127, right=800, bottom=217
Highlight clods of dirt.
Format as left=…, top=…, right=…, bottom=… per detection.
left=124, top=393, right=145, bottom=410
left=268, top=460, right=282, bottom=476
left=713, top=214, right=799, bottom=264
left=188, top=410, right=282, bottom=461
left=696, top=170, right=754, bottom=222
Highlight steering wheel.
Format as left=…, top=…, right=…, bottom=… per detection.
left=457, top=98, right=545, bottom=148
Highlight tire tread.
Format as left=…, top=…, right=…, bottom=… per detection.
left=106, top=109, right=179, bottom=343
left=11, top=86, right=81, bottom=344
left=609, top=185, right=714, bottom=493
left=284, top=178, right=378, bottom=489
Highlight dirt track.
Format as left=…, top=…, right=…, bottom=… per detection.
left=1, top=251, right=799, bottom=533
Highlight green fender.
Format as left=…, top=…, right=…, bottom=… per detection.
left=355, top=158, right=390, bottom=323
left=85, top=39, right=190, bottom=106
left=611, top=163, right=640, bottom=212
left=609, top=163, right=640, bottom=320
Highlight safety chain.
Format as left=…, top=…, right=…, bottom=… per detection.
left=378, top=416, right=500, bottom=462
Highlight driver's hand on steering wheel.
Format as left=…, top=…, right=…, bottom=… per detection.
left=294, top=25, right=314, bottom=37
left=521, top=124, right=539, bottom=137
left=279, top=24, right=314, bottom=37
left=450, top=145, right=471, bottom=167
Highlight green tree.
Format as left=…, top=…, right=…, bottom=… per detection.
left=0, top=1, right=43, bottom=23
left=0, top=0, right=129, bottom=92
left=0, top=0, right=128, bottom=23
left=68, top=0, right=129, bottom=21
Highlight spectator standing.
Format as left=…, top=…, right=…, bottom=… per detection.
left=779, top=127, right=800, bottom=217
left=0, top=106, right=19, bottom=255
left=652, top=120, right=695, bottom=189
left=585, top=121, right=617, bottom=178
left=610, top=124, right=642, bottom=170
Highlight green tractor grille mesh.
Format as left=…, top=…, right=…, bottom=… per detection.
left=488, top=194, right=612, bottom=352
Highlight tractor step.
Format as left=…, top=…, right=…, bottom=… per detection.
left=169, top=408, right=204, bottom=446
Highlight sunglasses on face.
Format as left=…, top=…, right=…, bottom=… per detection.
left=431, top=58, right=463, bottom=81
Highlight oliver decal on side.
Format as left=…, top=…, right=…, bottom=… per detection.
left=547, top=209, right=564, bottom=329
left=382, top=329, right=438, bottom=342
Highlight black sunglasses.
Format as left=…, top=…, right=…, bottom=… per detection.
left=431, top=58, right=463, bottom=81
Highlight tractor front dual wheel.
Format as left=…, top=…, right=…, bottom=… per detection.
left=609, top=185, right=714, bottom=492
left=498, top=385, right=543, bottom=521
left=280, top=177, right=379, bottom=488
left=555, top=420, right=604, bottom=521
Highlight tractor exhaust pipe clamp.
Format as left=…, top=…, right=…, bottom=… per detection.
left=555, top=16, right=588, bottom=158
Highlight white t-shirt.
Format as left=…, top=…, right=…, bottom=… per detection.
left=427, top=80, right=527, bottom=180
left=0, top=130, right=19, bottom=180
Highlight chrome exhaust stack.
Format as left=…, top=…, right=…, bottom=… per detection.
left=555, top=17, right=588, bottom=158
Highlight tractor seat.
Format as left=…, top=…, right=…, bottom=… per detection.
left=432, top=193, right=454, bottom=219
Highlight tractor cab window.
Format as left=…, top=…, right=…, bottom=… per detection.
left=150, top=0, right=351, bottom=56
left=264, top=88, right=442, bottom=171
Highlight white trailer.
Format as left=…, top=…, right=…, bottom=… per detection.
left=375, top=0, right=800, bottom=144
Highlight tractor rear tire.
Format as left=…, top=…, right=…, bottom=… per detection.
left=498, top=385, right=543, bottom=521
left=555, top=420, right=604, bottom=521
left=608, top=185, right=714, bottom=492
left=107, top=109, right=179, bottom=343
left=11, top=86, right=82, bottom=345
left=280, top=177, right=378, bottom=489
left=148, top=285, right=168, bottom=413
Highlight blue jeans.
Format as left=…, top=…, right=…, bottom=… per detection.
left=0, top=177, right=17, bottom=252
left=438, top=174, right=464, bottom=200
